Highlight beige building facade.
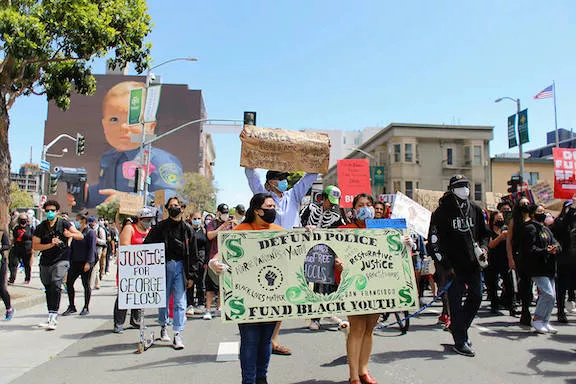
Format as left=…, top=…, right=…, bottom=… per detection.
left=322, top=123, right=494, bottom=204
left=491, top=157, right=553, bottom=195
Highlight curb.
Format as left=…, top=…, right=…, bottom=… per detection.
left=11, top=290, right=46, bottom=311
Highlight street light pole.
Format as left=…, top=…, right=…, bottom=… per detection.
left=495, top=97, right=524, bottom=180
left=40, top=134, right=77, bottom=197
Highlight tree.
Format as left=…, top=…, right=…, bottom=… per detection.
left=96, top=199, right=119, bottom=222
left=9, top=182, right=33, bottom=209
left=287, top=172, right=304, bottom=189
left=0, top=0, right=152, bottom=227
left=178, top=172, right=218, bottom=213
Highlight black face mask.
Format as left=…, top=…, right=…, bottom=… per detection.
left=168, top=207, right=182, bottom=218
left=259, top=208, right=276, bottom=224
left=494, top=220, right=505, bottom=228
left=534, top=213, right=547, bottom=223
left=520, top=204, right=530, bottom=213
left=18, top=219, right=27, bottom=225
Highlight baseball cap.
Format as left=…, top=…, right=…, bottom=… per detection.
left=217, top=203, right=229, bottom=213
left=235, top=204, right=246, bottom=215
left=87, top=216, right=97, bottom=223
left=137, top=207, right=155, bottom=218
left=266, top=171, right=290, bottom=181
left=448, top=174, right=470, bottom=190
left=324, top=185, right=341, bottom=205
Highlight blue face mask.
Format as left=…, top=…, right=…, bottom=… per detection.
left=355, top=206, right=375, bottom=221
left=74, top=221, right=80, bottom=229
left=277, top=179, right=288, bottom=192
left=191, top=219, right=201, bottom=227
left=46, top=211, right=56, bottom=221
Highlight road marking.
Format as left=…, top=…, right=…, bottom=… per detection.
left=217, top=341, right=239, bottom=361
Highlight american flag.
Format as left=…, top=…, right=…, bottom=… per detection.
left=534, top=84, right=553, bottom=99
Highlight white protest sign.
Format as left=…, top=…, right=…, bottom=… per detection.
left=391, top=191, right=431, bottom=238
left=143, top=85, right=162, bottom=123
left=118, top=243, right=166, bottom=309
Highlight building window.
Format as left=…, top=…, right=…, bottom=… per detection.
left=464, top=146, right=471, bottom=165
left=343, top=137, right=347, bottom=145
left=379, top=151, right=386, bottom=165
left=393, top=180, right=401, bottom=193
left=354, top=137, right=360, bottom=145
left=446, top=148, right=453, bottom=165
left=473, top=145, right=482, bottom=165
left=393, top=144, right=401, bottom=163
left=474, top=183, right=482, bottom=201
left=528, top=172, right=540, bottom=185
left=405, top=181, right=413, bottom=198
left=405, top=143, right=413, bottom=163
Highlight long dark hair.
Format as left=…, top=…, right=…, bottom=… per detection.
left=352, top=193, right=374, bottom=209
left=244, top=193, right=274, bottom=223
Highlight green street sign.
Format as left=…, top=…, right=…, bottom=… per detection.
left=128, top=88, right=143, bottom=125
left=507, top=114, right=517, bottom=148
left=370, top=166, right=385, bottom=186
left=518, top=109, right=529, bottom=145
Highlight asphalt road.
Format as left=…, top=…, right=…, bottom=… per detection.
left=1, top=275, right=575, bottom=384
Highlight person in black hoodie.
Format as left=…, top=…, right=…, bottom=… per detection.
left=144, top=196, right=200, bottom=350
left=428, top=175, right=490, bottom=357
left=523, top=204, right=561, bottom=334
left=9, top=213, right=33, bottom=284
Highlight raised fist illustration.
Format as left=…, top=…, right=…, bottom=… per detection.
left=265, top=271, right=277, bottom=286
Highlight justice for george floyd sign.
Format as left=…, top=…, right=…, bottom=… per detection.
left=218, top=229, right=418, bottom=324
left=118, top=243, right=166, bottom=309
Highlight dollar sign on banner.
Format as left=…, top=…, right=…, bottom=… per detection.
left=226, top=238, right=244, bottom=260
left=387, top=232, right=403, bottom=253
left=398, top=287, right=414, bottom=306
left=229, top=297, right=246, bottom=319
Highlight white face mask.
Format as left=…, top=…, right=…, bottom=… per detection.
left=220, top=213, right=229, bottom=221
left=453, top=186, right=470, bottom=200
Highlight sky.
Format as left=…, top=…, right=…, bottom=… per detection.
left=8, top=0, right=576, bottom=209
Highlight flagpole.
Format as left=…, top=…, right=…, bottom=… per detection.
left=553, top=80, right=559, bottom=147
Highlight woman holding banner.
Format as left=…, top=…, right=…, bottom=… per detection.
left=210, top=193, right=283, bottom=384
left=339, top=193, right=379, bottom=384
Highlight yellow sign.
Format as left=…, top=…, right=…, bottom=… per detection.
left=218, top=229, right=418, bottom=323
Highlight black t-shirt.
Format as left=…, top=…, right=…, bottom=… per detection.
left=34, top=218, right=72, bottom=266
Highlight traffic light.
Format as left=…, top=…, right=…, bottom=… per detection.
left=244, top=111, right=256, bottom=126
left=507, top=175, right=522, bottom=194
left=48, top=173, right=59, bottom=194
left=76, top=133, right=86, bottom=155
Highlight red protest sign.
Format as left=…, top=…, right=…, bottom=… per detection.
left=337, top=159, right=372, bottom=208
left=553, top=148, right=576, bottom=199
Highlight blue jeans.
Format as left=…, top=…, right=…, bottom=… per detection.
left=532, top=276, right=555, bottom=322
left=238, top=322, right=277, bottom=384
left=158, top=260, right=186, bottom=332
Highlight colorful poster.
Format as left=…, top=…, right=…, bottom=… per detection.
left=391, top=192, right=431, bottom=238
left=553, top=148, right=576, bottom=199
left=337, top=159, right=372, bottom=208
left=118, top=243, right=166, bottom=310
left=218, top=229, right=418, bottom=324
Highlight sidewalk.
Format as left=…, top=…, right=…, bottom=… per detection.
left=6, top=262, right=46, bottom=311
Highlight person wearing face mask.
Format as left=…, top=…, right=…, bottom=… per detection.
left=9, top=214, right=33, bottom=284
left=523, top=204, right=561, bottom=334
left=485, top=211, right=515, bottom=315
left=204, top=203, right=236, bottom=320
left=428, top=175, right=490, bottom=357
left=62, top=214, right=96, bottom=316
left=507, top=197, right=535, bottom=326
left=186, top=211, right=208, bottom=316
left=88, top=216, right=107, bottom=290
left=112, top=207, right=155, bottom=333
left=144, top=197, right=200, bottom=350
left=550, top=197, right=576, bottom=323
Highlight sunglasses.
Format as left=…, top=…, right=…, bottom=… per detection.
left=45, top=209, right=56, bottom=213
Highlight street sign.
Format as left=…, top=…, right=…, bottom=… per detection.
left=40, top=160, right=50, bottom=172
left=143, top=85, right=162, bottom=123
left=370, top=166, right=385, bottom=186
left=130, top=133, right=157, bottom=144
left=518, top=109, right=529, bottom=145
left=507, top=114, right=517, bottom=148
left=128, top=88, right=144, bottom=125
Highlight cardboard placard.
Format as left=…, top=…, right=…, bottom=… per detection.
left=485, top=192, right=503, bottom=211
left=118, top=192, right=144, bottom=215
left=240, top=125, right=330, bottom=174
left=413, top=189, right=445, bottom=213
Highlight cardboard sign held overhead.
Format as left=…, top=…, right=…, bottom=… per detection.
left=413, top=189, right=445, bottom=212
left=117, top=192, right=145, bottom=215
left=240, top=125, right=330, bottom=174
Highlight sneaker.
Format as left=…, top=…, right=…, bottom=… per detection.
left=94, top=284, right=101, bottom=290
left=567, top=301, right=576, bottom=313
left=186, top=306, right=195, bottom=316
left=203, top=311, right=212, bottom=320
left=309, top=320, right=320, bottom=331
left=61, top=307, right=77, bottom=316
left=545, top=323, right=558, bottom=334
left=130, top=320, right=141, bottom=329
left=7, top=280, right=14, bottom=285
left=5, top=308, right=14, bottom=321
left=213, top=308, right=221, bottom=317
left=113, top=325, right=124, bottom=334
left=23, top=280, right=30, bottom=285
left=47, top=317, right=57, bottom=331
left=194, top=305, right=206, bottom=315
left=437, top=314, right=449, bottom=325
left=558, top=312, right=568, bottom=323
left=452, top=343, right=475, bottom=357
left=79, top=308, right=89, bottom=316
left=531, top=319, right=548, bottom=334
left=520, top=314, right=532, bottom=327
left=173, top=333, right=184, bottom=350
left=255, top=378, right=268, bottom=384
left=160, top=326, right=171, bottom=342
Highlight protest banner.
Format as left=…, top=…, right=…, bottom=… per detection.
left=240, top=125, right=330, bottom=174
left=218, top=229, right=418, bottom=323
left=337, top=159, right=372, bottom=208
left=553, top=148, right=576, bottom=199
left=118, top=192, right=145, bottom=215
left=153, top=189, right=167, bottom=219
left=413, top=189, right=444, bottom=212
left=118, top=243, right=166, bottom=309
left=485, top=192, right=503, bottom=211
left=379, top=194, right=396, bottom=204
left=391, top=192, right=431, bottom=238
